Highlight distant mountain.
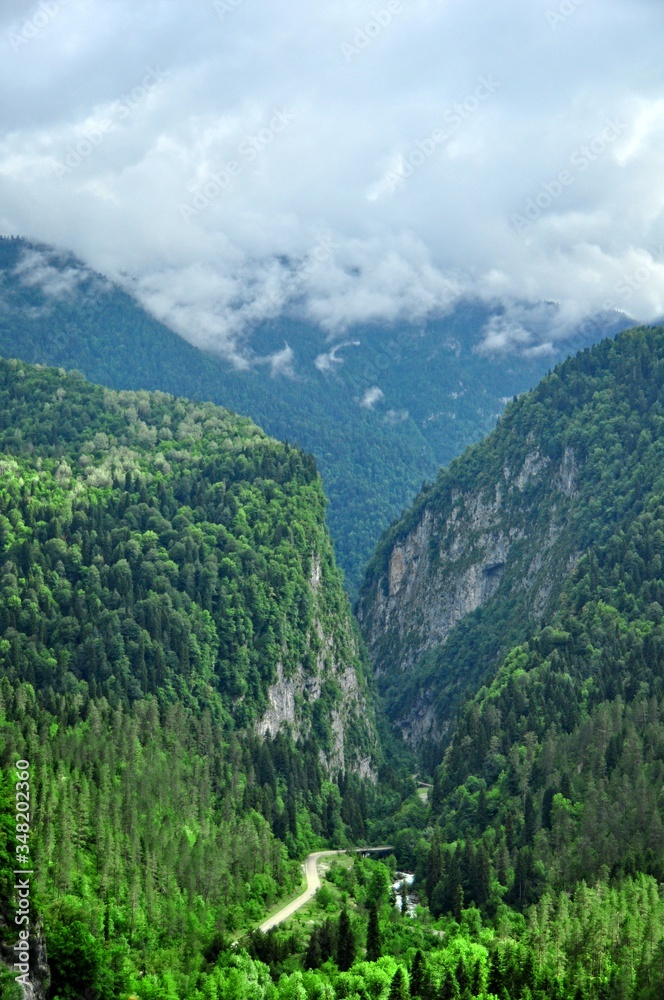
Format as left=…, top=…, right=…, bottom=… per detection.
left=0, top=236, right=630, bottom=595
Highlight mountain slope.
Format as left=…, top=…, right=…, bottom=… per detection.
left=0, top=237, right=629, bottom=595
left=358, top=327, right=664, bottom=756
left=0, top=357, right=378, bottom=995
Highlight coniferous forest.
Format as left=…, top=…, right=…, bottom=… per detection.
left=1, top=327, right=664, bottom=999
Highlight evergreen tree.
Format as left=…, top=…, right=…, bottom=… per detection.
left=438, top=969, right=460, bottom=1000
left=336, top=908, right=356, bottom=972
left=410, top=950, right=425, bottom=998
left=426, top=829, right=443, bottom=900
left=389, top=967, right=409, bottom=1000
left=366, top=900, right=381, bottom=962
left=304, top=927, right=322, bottom=970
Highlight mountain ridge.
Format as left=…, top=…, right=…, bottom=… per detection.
left=0, top=235, right=631, bottom=595
left=358, top=326, right=664, bottom=758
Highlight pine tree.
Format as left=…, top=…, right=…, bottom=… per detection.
left=304, top=927, right=322, bottom=969
left=426, top=829, right=444, bottom=900
left=389, top=967, right=409, bottom=1000
left=410, top=950, right=425, bottom=998
left=400, top=877, right=409, bottom=914
left=523, top=792, right=536, bottom=846
left=366, top=901, right=381, bottom=962
left=319, top=918, right=336, bottom=962
left=438, top=969, right=460, bottom=1000
left=337, top=908, right=356, bottom=971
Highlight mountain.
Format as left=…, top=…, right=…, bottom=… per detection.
left=0, top=320, right=662, bottom=997
left=0, top=237, right=630, bottom=596
left=0, top=357, right=379, bottom=995
left=358, top=327, right=664, bottom=1000
left=358, top=327, right=664, bottom=758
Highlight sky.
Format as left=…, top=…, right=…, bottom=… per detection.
left=1, top=0, right=664, bottom=363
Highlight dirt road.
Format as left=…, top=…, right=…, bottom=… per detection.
left=258, top=850, right=343, bottom=933
left=257, top=846, right=394, bottom=932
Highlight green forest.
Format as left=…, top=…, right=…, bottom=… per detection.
left=359, top=327, right=664, bottom=766
left=1, top=327, right=664, bottom=999
left=0, top=237, right=627, bottom=596
left=0, top=357, right=382, bottom=997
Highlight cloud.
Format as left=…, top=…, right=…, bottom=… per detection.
left=12, top=246, right=92, bottom=299
left=263, top=343, right=297, bottom=378
left=384, top=409, right=409, bottom=425
left=0, top=0, right=663, bottom=362
left=360, top=386, right=384, bottom=409
left=314, top=339, right=361, bottom=372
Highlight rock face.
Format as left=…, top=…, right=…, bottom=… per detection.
left=357, top=440, right=582, bottom=746
left=360, top=327, right=664, bottom=749
left=257, top=554, right=377, bottom=777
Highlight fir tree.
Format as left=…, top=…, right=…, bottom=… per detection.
left=337, top=908, right=356, bottom=972
left=366, top=900, right=381, bottom=962
left=389, top=967, right=409, bottom=1000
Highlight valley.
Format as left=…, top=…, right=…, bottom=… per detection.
left=0, top=305, right=663, bottom=999
left=0, top=237, right=630, bottom=597
left=1, top=0, right=661, bottom=996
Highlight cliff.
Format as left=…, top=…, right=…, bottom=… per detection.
left=358, top=327, right=664, bottom=749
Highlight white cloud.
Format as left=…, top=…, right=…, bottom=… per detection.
left=360, top=386, right=384, bottom=409
left=12, top=247, right=83, bottom=298
left=0, top=0, right=663, bottom=361
left=314, top=339, right=361, bottom=372
left=264, top=343, right=297, bottom=378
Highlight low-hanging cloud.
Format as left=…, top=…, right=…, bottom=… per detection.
left=1, top=0, right=663, bottom=365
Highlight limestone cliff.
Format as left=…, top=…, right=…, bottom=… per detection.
left=257, top=554, right=377, bottom=777
left=358, top=443, right=581, bottom=744
left=358, top=329, right=664, bottom=748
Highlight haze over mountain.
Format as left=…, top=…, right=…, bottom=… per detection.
left=2, top=1, right=664, bottom=996
left=1, top=0, right=664, bottom=368
left=0, top=236, right=631, bottom=594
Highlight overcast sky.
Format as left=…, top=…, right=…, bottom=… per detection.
left=1, top=0, right=663, bottom=362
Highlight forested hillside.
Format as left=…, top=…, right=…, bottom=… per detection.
left=0, top=358, right=379, bottom=996
left=0, top=237, right=628, bottom=595
left=358, top=327, right=664, bottom=763
left=400, top=333, right=664, bottom=999
left=0, top=328, right=662, bottom=999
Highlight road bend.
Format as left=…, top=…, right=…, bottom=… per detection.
left=258, top=846, right=394, bottom=933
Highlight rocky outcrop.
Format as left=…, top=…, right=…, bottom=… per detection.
left=358, top=445, right=582, bottom=744
left=257, top=553, right=377, bottom=776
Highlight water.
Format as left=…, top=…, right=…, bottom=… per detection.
left=392, top=872, right=416, bottom=917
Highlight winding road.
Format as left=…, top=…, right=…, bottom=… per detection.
left=259, top=850, right=343, bottom=932
left=259, top=846, right=394, bottom=932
